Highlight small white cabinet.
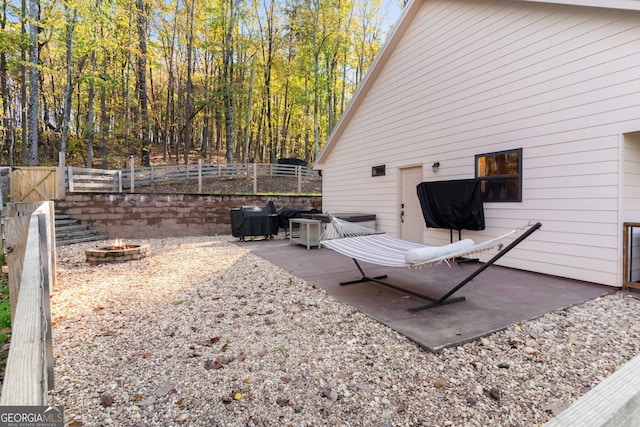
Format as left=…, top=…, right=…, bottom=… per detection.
left=289, top=218, right=323, bottom=250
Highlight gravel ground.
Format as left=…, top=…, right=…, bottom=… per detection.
left=49, top=236, right=640, bottom=427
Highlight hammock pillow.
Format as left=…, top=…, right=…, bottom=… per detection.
left=404, top=239, right=476, bottom=265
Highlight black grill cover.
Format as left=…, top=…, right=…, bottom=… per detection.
left=230, top=202, right=279, bottom=239
left=416, top=179, right=485, bottom=231
left=277, top=207, right=321, bottom=229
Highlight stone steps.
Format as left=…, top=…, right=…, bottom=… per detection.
left=55, top=212, right=108, bottom=246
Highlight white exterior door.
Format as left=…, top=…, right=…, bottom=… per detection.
left=400, top=166, right=424, bottom=242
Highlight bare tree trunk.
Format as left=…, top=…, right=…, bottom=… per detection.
left=202, top=51, right=213, bottom=163
left=183, top=0, right=194, bottom=165
left=86, top=21, right=97, bottom=168
left=27, top=0, right=39, bottom=165
left=1, top=0, right=8, bottom=165
left=263, top=1, right=275, bottom=163
left=311, top=0, right=322, bottom=158
left=20, top=0, right=28, bottom=164
left=242, top=56, right=255, bottom=163
left=124, top=0, right=134, bottom=154
left=280, top=38, right=293, bottom=158
left=99, top=51, right=109, bottom=168
left=60, top=6, right=77, bottom=156
left=136, top=0, right=150, bottom=166
left=223, top=0, right=236, bottom=163
left=175, top=68, right=183, bottom=164
left=164, top=0, right=178, bottom=162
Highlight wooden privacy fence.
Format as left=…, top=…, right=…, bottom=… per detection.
left=66, top=161, right=321, bottom=194
left=0, top=201, right=56, bottom=405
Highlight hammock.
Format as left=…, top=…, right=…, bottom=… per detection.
left=319, top=214, right=385, bottom=240
left=320, top=216, right=542, bottom=311
left=321, top=231, right=520, bottom=269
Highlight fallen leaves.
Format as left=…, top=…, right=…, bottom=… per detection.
left=483, top=387, right=501, bottom=401
left=275, top=398, right=303, bottom=413
left=276, top=398, right=290, bottom=407
left=433, top=378, right=448, bottom=388
left=196, top=337, right=220, bottom=347
left=204, top=357, right=230, bottom=370
left=99, top=394, right=114, bottom=407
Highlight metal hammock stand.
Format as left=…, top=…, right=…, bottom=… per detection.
left=320, top=218, right=542, bottom=312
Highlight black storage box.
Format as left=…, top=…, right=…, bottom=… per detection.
left=277, top=207, right=321, bottom=231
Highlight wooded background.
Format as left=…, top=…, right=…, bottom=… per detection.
left=0, top=0, right=403, bottom=169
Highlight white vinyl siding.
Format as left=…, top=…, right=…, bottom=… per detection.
left=320, top=0, right=640, bottom=287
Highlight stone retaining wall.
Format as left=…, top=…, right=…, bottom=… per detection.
left=56, top=193, right=322, bottom=239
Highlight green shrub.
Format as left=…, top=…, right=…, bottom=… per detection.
left=0, top=276, right=10, bottom=330
left=0, top=301, right=9, bottom=330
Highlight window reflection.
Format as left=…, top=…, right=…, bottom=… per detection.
left=475, top=149, right=522, bottom=202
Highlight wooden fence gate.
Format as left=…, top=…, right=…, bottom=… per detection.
left=10, top=167, right=61, bottom=202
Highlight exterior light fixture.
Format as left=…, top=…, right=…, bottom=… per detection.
left=432, top=161, right=440, bottom=172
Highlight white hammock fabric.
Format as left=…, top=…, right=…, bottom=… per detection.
left=321, top=234, right=426, bottom=267
left=321, top=231, right=519, bottom=268
left=319, top=215, right=383, bottom=240
left=319, top=212, right=526, bottom=268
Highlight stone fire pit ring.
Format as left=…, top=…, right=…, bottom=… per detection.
left=86, top=244, right=151, bottom=264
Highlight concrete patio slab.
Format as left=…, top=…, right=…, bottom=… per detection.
left=235, top=235, right=612, bottom=352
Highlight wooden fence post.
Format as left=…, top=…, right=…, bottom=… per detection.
left=253, top=163, right=258, bottom=194
left=67, top=167, right=75, bottom=192
left=198, top=159, right=203, bottom=194
left=58, top=152, right=66, bottom=198
left=297, top=165, right=302, bottom=194
left=130, top=157, right=135, bottom=192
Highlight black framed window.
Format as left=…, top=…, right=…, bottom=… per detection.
left=371, top=165, right=386, bottom=177
left=475, top=148, right=522, bottom=202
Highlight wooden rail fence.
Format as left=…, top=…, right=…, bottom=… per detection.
left=0, top=201, right=56, bottom=405
left=66, top=161, right=320, bottom=194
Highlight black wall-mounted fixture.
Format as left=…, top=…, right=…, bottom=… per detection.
left=432, top=161, right=440, bottom=172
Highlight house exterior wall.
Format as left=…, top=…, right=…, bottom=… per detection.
left=319, top=0, right=640, bottom=287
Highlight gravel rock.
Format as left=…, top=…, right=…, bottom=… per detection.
left=49, top=236, right=640, bottom=426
